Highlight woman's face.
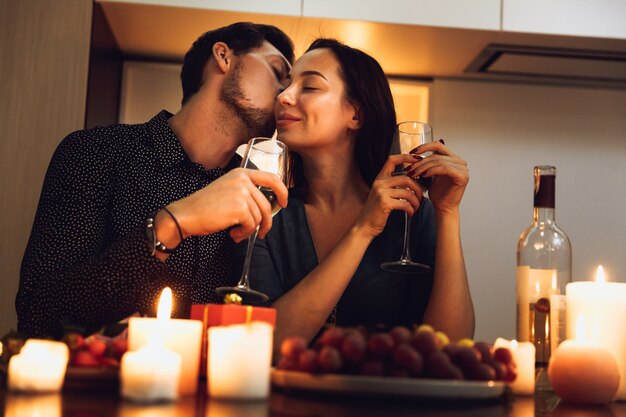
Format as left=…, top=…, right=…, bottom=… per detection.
left=274, top=48, right=360, bottom=152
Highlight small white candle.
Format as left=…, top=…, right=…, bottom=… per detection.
left=566, top=265, right=626, bottom=400
left=494, top=338, right=535, bottom=395
left=121, top=287, right=182, bottom=402
left=128, top=288, right=202, bottom=396
left=5, top=393, right=61, bottom=417
left=208, top=321, right=273, bottom=400
left=8, top=339, right=69, bottom=393
left=120, top=343, right=181, bottom=403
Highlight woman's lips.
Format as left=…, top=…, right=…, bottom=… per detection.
left=276, top=113, right=300, bottom=128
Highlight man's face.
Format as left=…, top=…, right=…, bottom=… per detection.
left=221, top=41, right=291, bottom=141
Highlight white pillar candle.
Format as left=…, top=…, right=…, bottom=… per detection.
left=494, top=338, right=536, bottom=395
left=8, top=339, right=69, bottom=393
left=120, top=343, right=181, bottom=403
left=128, top=288, right=203, bottom=396
left=121, top=287, right=182, bottom=403
left=566, top=265, right=626, bottom=400
left=208, top=321, right=273, bottom=400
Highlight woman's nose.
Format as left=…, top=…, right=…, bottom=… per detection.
left=277, top=86, right=295, bottom=106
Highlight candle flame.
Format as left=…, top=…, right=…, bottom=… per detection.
left=157, top=287, right=172, bottom=320
left=511, top=340, right=518, bottom=349
left=575, top=314, right=586, bottom=342
left=551, top=272, right=557, bottom=290
left=595, top=265, right=606, bottom=283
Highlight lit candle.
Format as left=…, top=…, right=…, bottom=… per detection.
left=128, top=288, right=203, bottom=396
left=566, top=265, right=626, bottom=400
left=494, top=338, right=535, bottom=395
left=121, top=288, right=182, bottom=402
left=208, top=321, right=273, bottom=400
left=549, top=315, right=620, bottom=404
left=8, top=339, right=69, bottom=393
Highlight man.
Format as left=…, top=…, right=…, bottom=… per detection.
left=17, top=22, right=294, bottom=337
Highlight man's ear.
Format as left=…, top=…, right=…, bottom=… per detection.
left=212, top=42, right=232, bottom=73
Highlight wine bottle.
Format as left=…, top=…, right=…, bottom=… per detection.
left=516, top=166, right=572, bottom=389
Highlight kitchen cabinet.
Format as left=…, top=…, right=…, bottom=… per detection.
left=96, top=0, right=302, bottom=17
left=302, top=0, right=501, bottom=31
left=503, top=0, right=626, bottom=39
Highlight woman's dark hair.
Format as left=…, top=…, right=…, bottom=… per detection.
left=180, top=22, right=294, bottom=105
left=289, top=38, right=396, bottom=188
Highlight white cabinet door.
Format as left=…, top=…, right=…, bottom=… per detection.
left=503, top=0, right=626, bottom=39
left=97, top=0, right=302, bottom=17
left=302, top=0, right=501, bottom=31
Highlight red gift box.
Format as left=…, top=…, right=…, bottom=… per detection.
left=190, top=304, right=276, bottom=376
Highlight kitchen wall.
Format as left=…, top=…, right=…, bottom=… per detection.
left=431, top=79, right=626, bottom=342
left=0, top=0, right=93, bottom=336
left=118, top=62, right=626, bottom=342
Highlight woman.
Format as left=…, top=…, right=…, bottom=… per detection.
left=241, top=39, right=474, bottom=348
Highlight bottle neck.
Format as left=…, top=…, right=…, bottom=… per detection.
left=533, top=171, right=555, bottom=224
left=534, top=207, right=555, bottom=223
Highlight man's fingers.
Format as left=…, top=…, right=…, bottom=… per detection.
left=245, top=169, right=288, bottom=208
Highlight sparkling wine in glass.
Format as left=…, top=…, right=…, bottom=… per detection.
left=380, top=121, right=433, bottom=274
left=216, top=137, right=288, bottom=303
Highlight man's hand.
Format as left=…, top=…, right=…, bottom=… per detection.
left=166, top=168, right=288, bottom=243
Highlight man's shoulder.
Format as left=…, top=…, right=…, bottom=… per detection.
left=57, top=112, right=168, bottom=158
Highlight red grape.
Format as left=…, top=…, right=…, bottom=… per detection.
left=467, top=363, right=496, bottom=381
left=298, top=349, right=319, bottom=373
left=317, top=346, right=343, bottom=373
left=490, top=360, right=508, bottom=381
left=341, top=331, right=367, bottom=364
left=410, top=330, right=438, bottom=357
left=424, top=351, right=463, bottom=380
left=367, top=333, right=394, bottom=359
left=473, top=342, right=494, bottom=364
left=389, top=326, right=412, bottom=346
left=450, top=346, right=481, bottom=375
left=494, top=347, right=513, bottom=365
left=319, top=327, right=345, bottom=349
left=393, top=344, right=424, bottom=377
left=280, top=337, right=307, bottom=361
left=277, top=356, right=296, bottom=371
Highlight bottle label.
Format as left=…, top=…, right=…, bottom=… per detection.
left=516, top=267, right=559, bottom=364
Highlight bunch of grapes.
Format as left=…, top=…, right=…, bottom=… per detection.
left=277, top=325, right=517, bottom=382
left=63, top=332, right=128, bottom=367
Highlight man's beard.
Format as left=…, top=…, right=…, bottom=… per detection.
left=221, top=61, right=276, bottom=140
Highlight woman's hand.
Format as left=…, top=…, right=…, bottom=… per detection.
left=354, top=154, right=423, bottom=238
left=408, top=140, right=469, bottom=215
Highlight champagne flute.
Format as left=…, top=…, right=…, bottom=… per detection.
left=380, top=121, right=433, bottom=274
left=216, top=137, right=288, bottom=303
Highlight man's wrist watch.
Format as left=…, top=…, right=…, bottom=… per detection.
left=146, top=214, right=176, bottom=255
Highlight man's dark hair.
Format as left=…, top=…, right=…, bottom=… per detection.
left=180, top=22, right=294, bottom=105
left=289, top=38, right=396, bottom=188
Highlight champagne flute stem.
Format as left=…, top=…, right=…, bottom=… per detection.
left=237, top=226, right=260, bottom=288
left=400, top=212, right=413, bottom=262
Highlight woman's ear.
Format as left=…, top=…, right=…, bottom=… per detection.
left=212, top=42, right=232, bottom=73
left=348, top=105, right=363, bottom=130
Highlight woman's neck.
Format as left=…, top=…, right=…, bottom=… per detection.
left=301, top=148, right=369, bottom=210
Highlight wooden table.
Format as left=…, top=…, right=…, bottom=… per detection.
left=2, top=383, right=626, bottom=417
